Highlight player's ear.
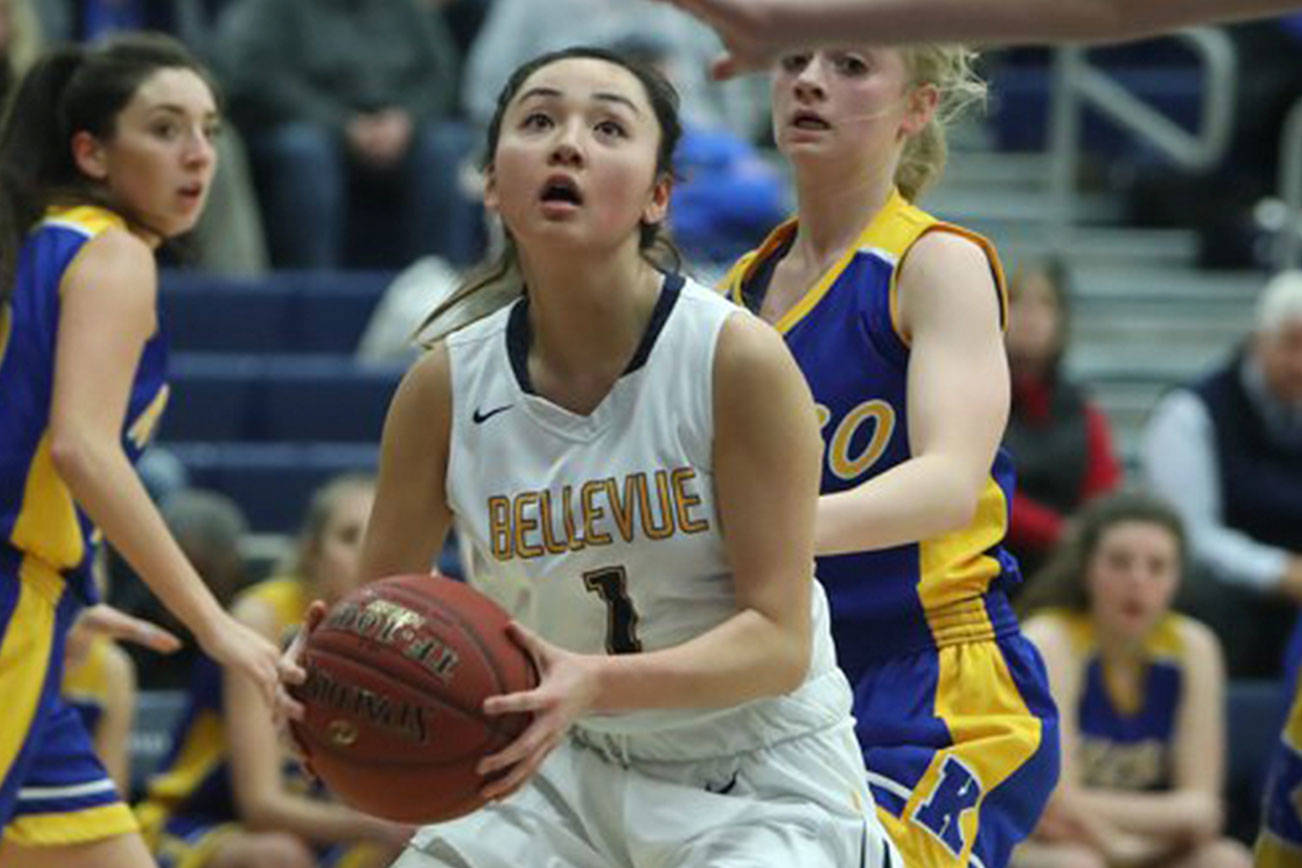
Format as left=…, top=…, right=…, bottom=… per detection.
left=482, top=165, right=500, bottom=214
left=900, top=83, right=939, bottom=137
left=71, top=130, right=109, bottom=181
left=641, top=172, right=671, bottom=226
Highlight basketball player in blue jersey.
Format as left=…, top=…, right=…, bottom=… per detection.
left=662, top=0, right=1302, bottom=79
left=1016, top=493, right=1249, bottom=867
left=718, top=44, right=1057, bottom=868
left=282, top=46, right=898, bottom=867
left=0, top=34, right=289, bottom=867
left=137, top=474, right=411, bottom=868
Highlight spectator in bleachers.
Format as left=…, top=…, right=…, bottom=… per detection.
left=30, top=0, right=193, bottom=42
left=135, top=474, right=412, bottom=868
left=1003, top=258, right=1123, bottom=582
left=461, top=0, right=767, bottom=142
left=1014, top=492, right=1251, bottom=868
left=215, top=0, right=468, bottom=269
left=1142, top=271, right=1302, bottom=678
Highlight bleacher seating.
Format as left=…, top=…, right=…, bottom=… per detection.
left=162, top=355, right=402, bottom=443
left=1226, top=679, right=1291, bottom=844
left=159, top=270, right=393, bottom=353
left=157, top=270, right=399, bottom=533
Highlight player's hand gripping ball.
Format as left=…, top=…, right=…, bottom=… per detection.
left=289, top=574, right=537, bottom=822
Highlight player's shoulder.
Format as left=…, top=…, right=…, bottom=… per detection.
left=233, top=575, right=304, bottom=635
left=445, top=297, right=515, bottom=349
left=60, top=224, right=156, bottom=302
left=898, top=228, right=993, bottom=285
left=1020, top=609, right=1082, bottom=657
left=1168, top=613, right=1223, bottom=664
left=675, top=273, right=744, bottom=317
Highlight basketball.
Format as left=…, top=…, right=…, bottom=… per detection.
left=288, top=574, right=537, bottom=823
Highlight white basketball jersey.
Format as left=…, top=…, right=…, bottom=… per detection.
left=445, top=274, right=852, bottom=756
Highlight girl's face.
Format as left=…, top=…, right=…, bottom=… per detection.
left=305, top=484, right=375, bottom=605
left=73, top=67, right=218, bottom=241
left=770, top=47, right=934, bottom=172
left=1085, top=521, right=1181, bottom=643
left=486, top=57, right=669, bottom=256
left=1006, top=270, right=1063, bottom=373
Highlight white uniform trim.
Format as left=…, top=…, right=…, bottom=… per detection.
left=865, top=770, right=912, bottom=802
left=36, top=219, right=96, bottom=238
left=18, top=778, right=117, bottom=800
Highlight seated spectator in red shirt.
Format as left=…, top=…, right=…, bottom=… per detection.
left=1003, top=258, right=1123, bottom=582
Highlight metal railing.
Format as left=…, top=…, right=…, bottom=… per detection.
left=1278, top=96, right=1302, bottom=269
left=1047, top=28, right=1237, bottom=237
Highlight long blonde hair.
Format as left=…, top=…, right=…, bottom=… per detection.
left=894, top=45, right=986, bottom=202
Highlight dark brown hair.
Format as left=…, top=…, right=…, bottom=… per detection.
left=1017, top=490, right=1187, bottom=616
left=1008, top=255, right=1072, bottom=377
left=0, top=32, right=217, bottom=299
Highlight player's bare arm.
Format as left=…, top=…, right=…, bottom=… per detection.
left=664, top=0, right=1302, bottom=79
left=359, top=343, right=455, bottom=584
left=815, top=231, right=1008, bottom=554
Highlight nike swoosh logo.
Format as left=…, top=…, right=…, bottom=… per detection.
left=705, top=773, right=738, bottom=795
left=472, top=404, right=513, bottom=424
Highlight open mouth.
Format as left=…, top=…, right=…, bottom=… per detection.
left=539, top=175, right=584, bottom=207
left=178, top=183, right=204, bottom=199
left=790, top=111, right=831, bottom=131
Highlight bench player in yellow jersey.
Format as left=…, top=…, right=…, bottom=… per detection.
left=720, top=43, right=1057, bottom=868
left=137, top=474, right=410, bottom=868
left=0, top=34, right=288, bottom=868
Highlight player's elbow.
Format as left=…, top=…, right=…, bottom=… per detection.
left=934, top=496, right=978, bottom=535
left=770, top=625, right=811, bottom=695
left=48, top=426, right=98, bottom=483
left=931, top=474, right=984, bottom=534
left=919, top=454, right=987, bottom=534
left=237, top=794, right=288, bottom=833
left=1182, top=791, right=1225, bottom=842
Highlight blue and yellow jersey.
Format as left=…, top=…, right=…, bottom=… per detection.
left=1049, top=609, right=1185, bottom=792
left=135, top=577, right=307, bottom=844
left=1261, top=684, right=1302, bottom=864
left=62, top=634, right=118, bottom=738
left=720, top=190, right=1017, bottom=673
left=0, top=205, right=169, bottom=604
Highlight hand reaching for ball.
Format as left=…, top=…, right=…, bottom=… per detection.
left=274, top=600, right=326, bottom=740
left=477, top=621, right=603, bottom=801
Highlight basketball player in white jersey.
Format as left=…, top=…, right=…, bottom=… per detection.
left=281, top=46, right=898, bottom=867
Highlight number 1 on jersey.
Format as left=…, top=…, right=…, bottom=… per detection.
left=583, top=566, right=642, bottom=654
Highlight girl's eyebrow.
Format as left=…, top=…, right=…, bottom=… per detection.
left=517, top=86, right=642, bottom=117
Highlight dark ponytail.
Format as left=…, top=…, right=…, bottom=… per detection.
left=0, top=46, right=85, bottom=301
left=0, top=33, right=215, bottom=302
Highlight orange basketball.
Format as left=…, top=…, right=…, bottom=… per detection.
left=289, top=573, right=537, bottom=823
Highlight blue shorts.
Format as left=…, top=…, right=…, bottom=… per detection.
left=154, top=813, right=391, bottom=868
left=0, top=549, right=136, bottom=846
left=848, top=633, right=1059, bottom=868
